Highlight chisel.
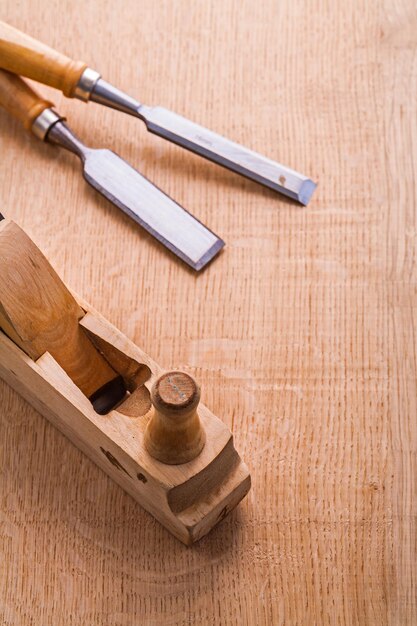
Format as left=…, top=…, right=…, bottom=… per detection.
left=0, top=70, right=224, bottom=271
left=0, top=21, right=316, bottom=205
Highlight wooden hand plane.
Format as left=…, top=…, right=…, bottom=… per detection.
left=0, top=217, right=250, bottom=544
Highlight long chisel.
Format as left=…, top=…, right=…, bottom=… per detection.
left=0, top=70, right=224, bottom=271
left=0, top=21, right=316, bottom=205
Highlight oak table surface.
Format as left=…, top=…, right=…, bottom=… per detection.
left=0, top=1, right=415, bottom=624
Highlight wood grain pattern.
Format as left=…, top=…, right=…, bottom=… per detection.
left=0, top=0, right=415, bottom=624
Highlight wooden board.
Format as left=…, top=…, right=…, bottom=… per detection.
left=0, top=0, right=415, bottom=623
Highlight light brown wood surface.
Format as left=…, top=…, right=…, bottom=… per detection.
left=0, top=0, right=415, bottom=624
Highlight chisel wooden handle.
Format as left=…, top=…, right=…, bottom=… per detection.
left=0, top=219, right=126, bottom=414
left=0, top=21, right=87, bottom=97
left=0, top=68, right=53, bottom=130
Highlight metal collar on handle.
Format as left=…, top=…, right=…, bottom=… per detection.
left=73, top=67, right=101, bottom=102
left=31, top=108, right=64, bottom=141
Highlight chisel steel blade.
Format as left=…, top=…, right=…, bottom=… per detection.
left=139, top=106, right=316, bottom=205
left=46, top=122, right=224, bottom=271
left=83, top=150, right=223, bottom=270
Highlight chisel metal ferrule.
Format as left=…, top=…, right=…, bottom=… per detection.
left=74, top=68, right=140, bottom=117
left=74, top=67, right=101, bottom=102
left=31, top=108, right=63, bottom=140
left=32, top=108, right=89, bottom=161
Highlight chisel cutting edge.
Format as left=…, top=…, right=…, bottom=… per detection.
left=0, top=21, right=317, bottom=205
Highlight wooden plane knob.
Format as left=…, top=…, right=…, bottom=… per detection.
left=144, top=371, right=206, bottom=465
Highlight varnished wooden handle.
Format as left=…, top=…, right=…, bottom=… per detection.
left=0, top=219, right=125, bottom=411
left=0, top=21, right=87, bottom=97
left=0, top=68, right=53, bottom=130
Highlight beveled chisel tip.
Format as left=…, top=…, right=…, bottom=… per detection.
left=194, top=237, right=225, bottom=271
left=298, top=179, right=317, bottom=206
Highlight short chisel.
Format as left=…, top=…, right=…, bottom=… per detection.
left=0, top=20, right=317, bottom=204
left=0, top=70, right=224, bottom=271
